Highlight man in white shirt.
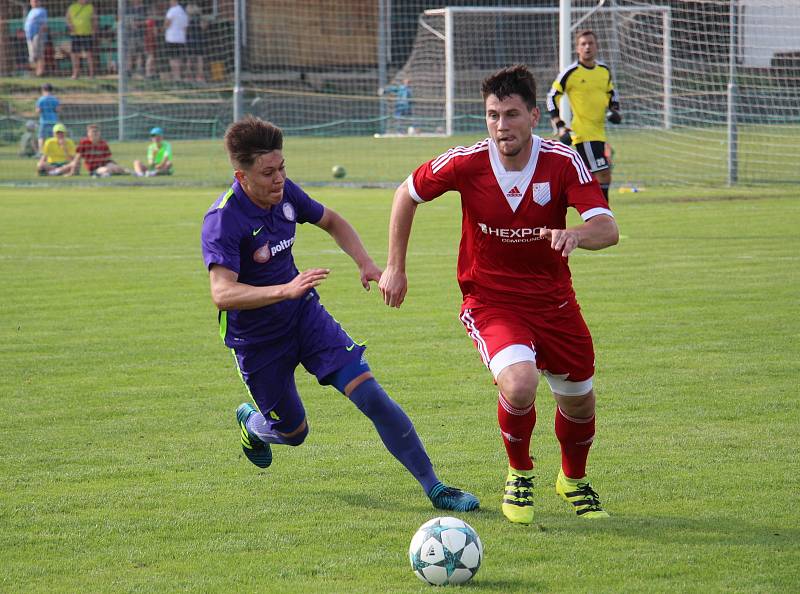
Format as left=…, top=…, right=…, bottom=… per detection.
left=164, top=0, right=188, bottom=81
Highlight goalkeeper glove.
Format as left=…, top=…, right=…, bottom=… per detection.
left=554, top=121, right=572, bottom=145
left=607, top=109, right=622, bottom=125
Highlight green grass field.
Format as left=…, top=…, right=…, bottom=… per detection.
left=1, top=162, right=799, bottom=592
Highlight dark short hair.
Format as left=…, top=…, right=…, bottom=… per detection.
left=481, top=65, right=537, bottom=110
left=224, top=115, right=283, bottom=169
left=576, top=29, right=597, bottom=44
left=42, top=83, right=53, bottom=92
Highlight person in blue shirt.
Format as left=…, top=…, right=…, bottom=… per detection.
left=382, top=78, right=413, bottom=133
left=24, top=0, right=48, bottom=77
left=200, top=115, right=479, bottom=512
left=35, top=83, right=60, bottom=152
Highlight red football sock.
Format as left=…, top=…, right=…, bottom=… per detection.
left=497, top=392, right=536, bottom=471
left=555, top=406, right=595, bottom=479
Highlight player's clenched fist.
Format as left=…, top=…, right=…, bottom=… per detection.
left=379, top=266, right=408, bottom=308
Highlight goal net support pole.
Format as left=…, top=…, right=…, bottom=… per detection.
left=728, top=0, right=739, bottom=185
left=560, top=0, right=573, bottom=126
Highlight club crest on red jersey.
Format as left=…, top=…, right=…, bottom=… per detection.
left=533, top=182, right=551, bottom=206
left=253, top=243, right=271, bottom=263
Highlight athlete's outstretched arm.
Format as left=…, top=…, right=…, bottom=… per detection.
left=209, top=264, right=329, bottom=310
left=314, top=207, right=382, bottom=290
left=379, top=181, right=418, bottom=308
left=543, top=214, right=619, bottom=258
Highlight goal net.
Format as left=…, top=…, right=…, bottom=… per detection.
left=391, top=1, right=800, bottom=185
left=392, top=5, right=670, bottom=136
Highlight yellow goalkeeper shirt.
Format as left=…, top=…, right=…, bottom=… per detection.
left=547, top=60, right=619, bottom=144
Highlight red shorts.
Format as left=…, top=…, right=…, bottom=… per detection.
left=459, top=299, right=595, bottom=395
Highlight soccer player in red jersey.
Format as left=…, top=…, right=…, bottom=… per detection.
left=379, top=65, right=619, bottom=524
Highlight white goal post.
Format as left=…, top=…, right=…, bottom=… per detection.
left=420, top=5, right=672, bottom=137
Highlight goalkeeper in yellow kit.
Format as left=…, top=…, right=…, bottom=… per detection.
left=547, top=30, right=621, bottom=202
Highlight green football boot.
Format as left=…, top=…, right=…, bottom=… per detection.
left=502, top=467, right=535, bottom=524
left=556, top=469, right=609, bottom=518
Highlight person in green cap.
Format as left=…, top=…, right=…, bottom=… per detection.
left=134, top=127, right=173, bottom=177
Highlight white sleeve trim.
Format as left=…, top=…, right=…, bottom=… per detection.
left=406, top=174, right=425, bottom=204
left=581, top=207, right=614, bottom=221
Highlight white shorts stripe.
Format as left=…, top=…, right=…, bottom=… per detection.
left=460, top=309, right=490, bottom=366
left=582, top=142, right=598, bottom=170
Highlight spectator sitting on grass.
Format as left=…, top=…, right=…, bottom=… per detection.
left=134, top=127, right=173, bottom=177
left=76, top=124, right=129, bottom=177
left=19, top=120, right=39, bottom=158
left=37, top=123, right=80, bottom=176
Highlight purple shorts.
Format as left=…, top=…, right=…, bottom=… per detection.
left=233, top=294, right=365, bottom=433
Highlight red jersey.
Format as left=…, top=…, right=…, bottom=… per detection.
left=408, top=135, right=613, bottom=309
left=77, top=138, right=113, bottom=172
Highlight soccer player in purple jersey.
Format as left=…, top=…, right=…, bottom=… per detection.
left=200, top=116, right=478, bottom=512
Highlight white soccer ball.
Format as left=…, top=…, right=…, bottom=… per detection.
left=409, top=516, right=483, bottom=586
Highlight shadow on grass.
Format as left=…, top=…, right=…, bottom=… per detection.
left=538, top=512, right=798, bottom=547
left=330, top=488, right=432, bottom=514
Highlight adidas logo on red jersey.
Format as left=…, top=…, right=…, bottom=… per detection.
left=507, top=186, right=522, bottom=198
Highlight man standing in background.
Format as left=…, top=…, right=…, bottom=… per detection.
left=24, top=0, right=48, bottom=77
left=124, top=0, right=146, bottom=79
left=381, top=78, right=413, bottom=134
left=547, top=30, right=621, bottom=202
left=164, top=0, right=189, bottom=82
left=185, top=4, right=207, bottom=83
left=66, top=0, right=97, bottom=79
left=35, top=83, right=59, bottom=153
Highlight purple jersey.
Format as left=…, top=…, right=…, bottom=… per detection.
left=201, top=178, right=325, bottom=347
